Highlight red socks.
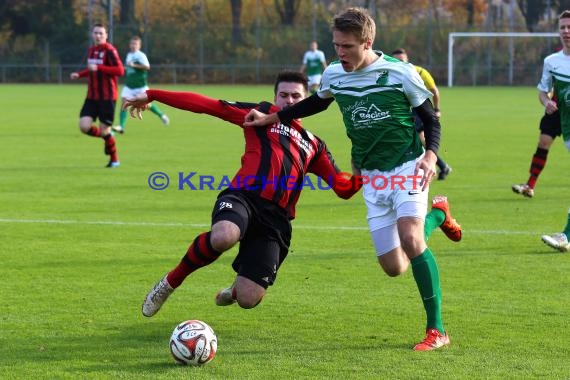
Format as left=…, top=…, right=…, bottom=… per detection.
left=86, top=125, right=101, bottom=137
left=85, top=125, right=119, bottom=162
left=527, top=147, right=548, bottom=188
left=103, top=134, right=118, bottom=162
left=166, top=232, right=222, bottom=288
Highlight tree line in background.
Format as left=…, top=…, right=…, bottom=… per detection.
left=2, top=0, right=570, bottom=84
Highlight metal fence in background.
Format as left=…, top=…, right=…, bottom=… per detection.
left=0, top=63, right=304, bottom=85
left=0, top=61, right=549, bottom=87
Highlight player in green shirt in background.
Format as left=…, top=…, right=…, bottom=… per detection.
left=300, top=41, right=327, bottom=94
left=113, top=36, right=169, bottom=134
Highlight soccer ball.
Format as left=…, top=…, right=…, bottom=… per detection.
left=169, top=320, right=217, bottom=366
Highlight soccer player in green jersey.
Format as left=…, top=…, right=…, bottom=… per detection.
left=300, top=41, right=327, bottom=94
left=244, top=7, right=461, bottom=351
left=112, top=36, right=169, bottom=134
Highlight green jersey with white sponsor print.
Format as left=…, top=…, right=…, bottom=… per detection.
left=537, top=50, right=570, bottom=142
left=125, top=50, right=149, bottom=89
left=317, top=52, right=433, bottom=171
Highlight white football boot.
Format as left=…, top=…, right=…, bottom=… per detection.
left=142, top=274, right=174, bottom=317
left=541, top=232, right=570, bottom=252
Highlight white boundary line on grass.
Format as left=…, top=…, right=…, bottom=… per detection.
left=0, top=217, right=537, bottom=234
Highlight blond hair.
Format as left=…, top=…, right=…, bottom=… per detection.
left=332, top=7, right=376, bottom=44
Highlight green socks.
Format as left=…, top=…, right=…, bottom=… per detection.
left=149, top=103, right=164, bottom=117
left=118, top=104, right=164, bottom=131
left=424, top=208, right=445, bottom=241
left=119, top=109, right=128, bottom=129
left=411, top=248, right=444, bottom=334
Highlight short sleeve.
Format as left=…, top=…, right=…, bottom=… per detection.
left=402, top=65, right=432, bottom=107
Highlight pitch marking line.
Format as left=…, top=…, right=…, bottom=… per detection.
left=0, top=217, right=538, bottom=234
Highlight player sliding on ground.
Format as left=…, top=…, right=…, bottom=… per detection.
left=126, top=71, right=361, bottom=311
left=124, top=71, right=461, bottom=353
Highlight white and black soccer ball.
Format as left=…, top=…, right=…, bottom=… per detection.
left=169, top=320, right=217, bottom=366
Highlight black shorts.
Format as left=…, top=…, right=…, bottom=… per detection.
left=539, top=111, right=561, bottom=138
left=79, top=99, right=116, bottom=126
left=211, top=189, right=292, bottom=289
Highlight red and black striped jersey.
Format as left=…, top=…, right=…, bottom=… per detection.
left=78, top=42, right=124, bottom=100
left=146, top=89, right=358, bottom=219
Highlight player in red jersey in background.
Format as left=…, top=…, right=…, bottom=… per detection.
left=124, top=71, right=362, bottom=315
left=70, top=23, right=124, bottom=168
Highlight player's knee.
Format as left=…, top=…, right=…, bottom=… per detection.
left=78, top=123, right=91, bottom=134
left=234, top=278, right=265, bottom=308
left=377, top=252, right=409, bottom=277
left=210, top=222, right=240, bottom=251
left=236, top=295, right=262, bottom=309
left=400, top=240, right=424, bottom=257
left=399, top=229, right=424, bottom=254
left=380, top=261, right=408, bottom=277
left=537, top=135, right=554, bottom=149
left=235, top=291, right=264, bottom=309
left=210, top=234, right=237, bottom=252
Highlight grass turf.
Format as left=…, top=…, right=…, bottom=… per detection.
left=1, top=84, right=569, bottom=379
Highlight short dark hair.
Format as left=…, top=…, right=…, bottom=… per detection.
left=92, top=23, right=106, bottom=30
left=274, top=71, right=309, bottom=95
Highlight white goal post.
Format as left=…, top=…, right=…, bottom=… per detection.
left=447, top=32, right=558, bottom=87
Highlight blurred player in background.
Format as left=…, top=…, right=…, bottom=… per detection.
left=512, top=11, right=570, bottom=198
left=511, top=102, right=559, bottom=198
left=300, top=41, right=327, bottom=94
left=126, top=71, right=362, bottom=316
left=70, top=23, right=124, bottom=168
left=391, top=48, right=452, bottom=180
left=542, top=207, right=570, bottom=252
left=112, top=35, right=169, bottom=134
left=244, top=8, right=461, bottom=351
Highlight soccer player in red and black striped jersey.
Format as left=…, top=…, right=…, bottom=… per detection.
left=70, top=23, right=124, bottom=168
left=124, top=71, right=362, bottom=316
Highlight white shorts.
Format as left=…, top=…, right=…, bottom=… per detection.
left=121, top=86, right=149, bottom=99
left=307, top=74, right=322, bottom=87
left=361, top=156, right=429, bottom=255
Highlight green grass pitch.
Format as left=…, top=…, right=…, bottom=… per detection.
left=1, top=84, right=569, bottom=379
